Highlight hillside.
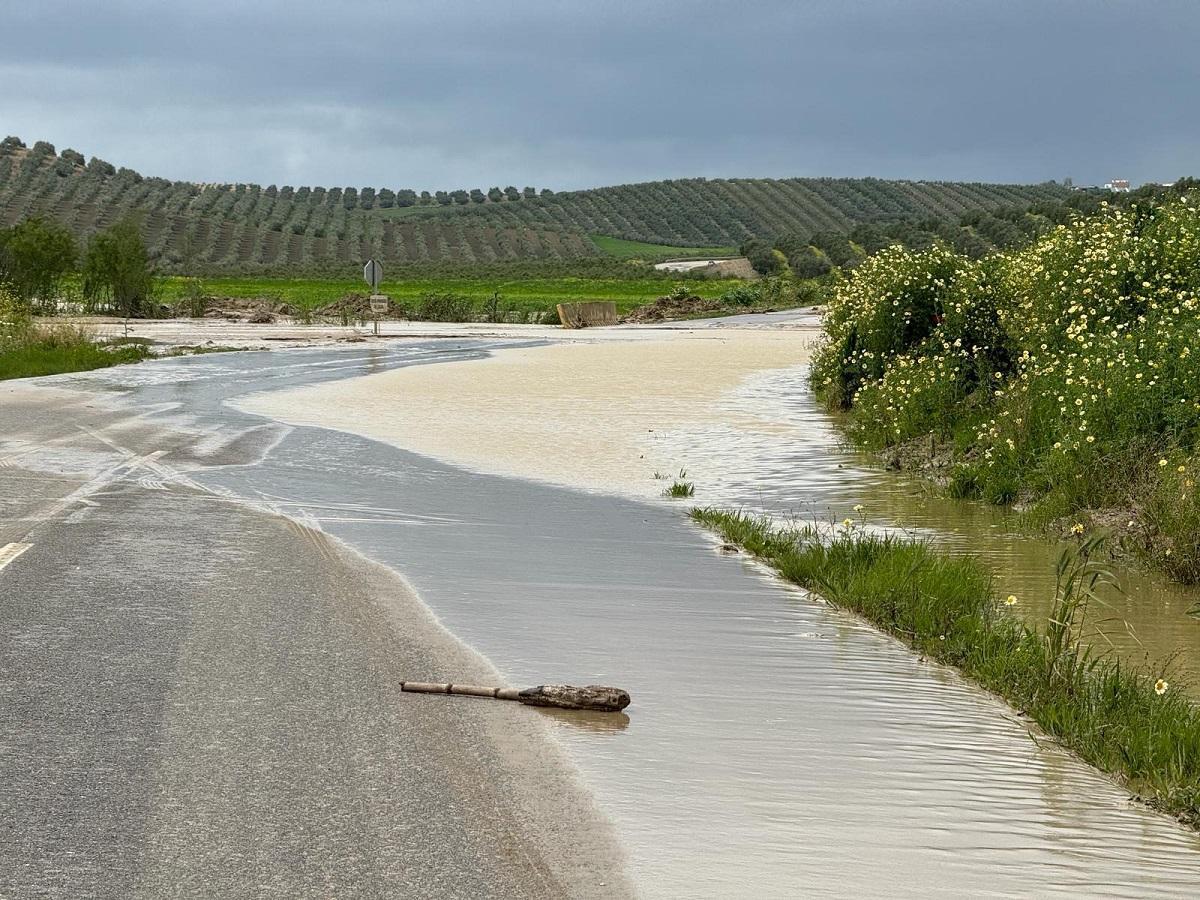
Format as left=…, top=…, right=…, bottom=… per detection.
left=441, top=177, right=1073, bottom=247
left=0, top=136, right=1073, bottom=274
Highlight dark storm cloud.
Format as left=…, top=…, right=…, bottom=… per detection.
left=1, top=0, right=1197, bottom=189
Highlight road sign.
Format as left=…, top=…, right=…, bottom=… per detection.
left=369, top=294, right=389, bottom=315
left=363, top=259, right=383, bottom=292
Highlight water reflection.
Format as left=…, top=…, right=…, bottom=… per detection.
left=535, top=707, right=632, bottom=734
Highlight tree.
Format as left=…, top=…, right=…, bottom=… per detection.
left=740, top=238, right=784, bottom=275
left=87, top=156, right=116, bottom=176
left=522, top=186, right=536, bottom=199
left=83, top=218, right=154, bottom=318
left=396, top=189, right=418, bottom=207
left=469, top=188, right=486, bottom=203
left=487, top=187, right=503, bottom=202
left=377, top=188, right=395, bottom=208
left=787, top=246, right=831, bottom=279
left=0, top=217, right=78, bottom=313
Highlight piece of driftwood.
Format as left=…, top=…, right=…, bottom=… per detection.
left=400, top=681, right=630, bottom=712
left=518, top=684, right=631, bottom=712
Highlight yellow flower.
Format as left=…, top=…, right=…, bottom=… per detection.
left=852, top=504, right=865, bottom=512
left=1070, top=523, right=1085, bottom=535
left=1155, top=679, right=1169, bottom=696
left=1004, top=595, right=1018, bottom=606
left=1159, top=458, right=1169, bottom=467
left=841, top=518, right=854, bottom=529
left=1179, top=465, right=1187, bottom=473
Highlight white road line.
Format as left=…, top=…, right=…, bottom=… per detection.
left=0, top=542, right=32, bottom=571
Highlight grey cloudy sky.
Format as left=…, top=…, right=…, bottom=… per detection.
left=1, top=0, right=1196, bottom=191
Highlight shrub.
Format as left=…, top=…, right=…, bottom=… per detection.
left=812, top=193, right=1200, bottom=580
left=414, top=291, right=474, bottom=322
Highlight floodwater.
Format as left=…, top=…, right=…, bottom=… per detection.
left=657, top=363, right=1200, bottom=692
left=45, top=340, right=1200, bottom=898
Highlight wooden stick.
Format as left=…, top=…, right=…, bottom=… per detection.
left=400, top=681, right=630, bottom=712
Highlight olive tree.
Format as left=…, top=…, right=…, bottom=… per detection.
left=82, top=218, right=155, bottom=318
left=0, top=217, right=78, bottom=314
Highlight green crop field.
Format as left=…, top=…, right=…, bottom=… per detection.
left=156, top=274, right=738, bottom=316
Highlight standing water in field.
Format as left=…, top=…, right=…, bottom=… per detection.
left=49, top=342, right=1200, bottom=898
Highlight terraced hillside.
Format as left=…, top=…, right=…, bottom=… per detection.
left=0, top=137, right=1073, bottom=274
left=443, top=177, right=1074, bottom=247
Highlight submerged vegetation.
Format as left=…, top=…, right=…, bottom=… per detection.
left=692, top=509, right=1200, bottom=829
left=812, top=191, right=1200, bottom=582
left=664, top=471, right=695, bottom=498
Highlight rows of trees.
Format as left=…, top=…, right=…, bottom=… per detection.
left=0, top=140, right=593, bottom=274
left=442, top=176, right=1075, bottom=248
left=2, top=134, right=1081, bottom=276
left=739, top=182, right=1200, bottom=277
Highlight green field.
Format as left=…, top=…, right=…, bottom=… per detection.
left=586, top=235, right=735, bottom=259
left=157, top=274, right=740, bottom=316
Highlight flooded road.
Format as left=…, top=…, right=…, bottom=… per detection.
left=38, top=339, right=1200, bottom=898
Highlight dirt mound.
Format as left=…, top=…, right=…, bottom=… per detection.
left=193, top=296, right=296, bottom=322
left=621, top=293, right=724, bottom=323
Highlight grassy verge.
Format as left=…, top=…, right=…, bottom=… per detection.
left=691, top=508, right=1200, bottom=828
left=0, top=325, right=151, bottom=380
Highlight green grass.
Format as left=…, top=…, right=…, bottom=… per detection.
left=588, top=234, right=736, bottom=259
left=0, top=330, right=151, bottom=380
left=692, top=509, right=1200, bottom=829
left=664, top=472, right=696, bottom=498
left=156, top=274, right=740, bottom=317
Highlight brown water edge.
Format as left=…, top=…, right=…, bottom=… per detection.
left=841, top=457, right=1200, bottom=696
left=677, top=362, right=1200, bottom=698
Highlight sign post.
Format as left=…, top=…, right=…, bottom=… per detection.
left=363, top=259, right=387, bottom=335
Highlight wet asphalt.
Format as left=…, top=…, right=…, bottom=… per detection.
left=0, top=347, right=631, bottom=900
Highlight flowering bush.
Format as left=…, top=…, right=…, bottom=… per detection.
left=813, top=193, right=1200, bottom=580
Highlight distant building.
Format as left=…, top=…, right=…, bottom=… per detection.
left=1103, top=179, right=1131, bottom=192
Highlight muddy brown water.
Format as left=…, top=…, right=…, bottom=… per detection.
left=36, top=344, right=1200, bottom=898
left=660, top=363, right=1200, bottom=694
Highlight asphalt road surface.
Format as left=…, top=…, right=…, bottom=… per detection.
left=0, top=378, right=630, bottom=899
